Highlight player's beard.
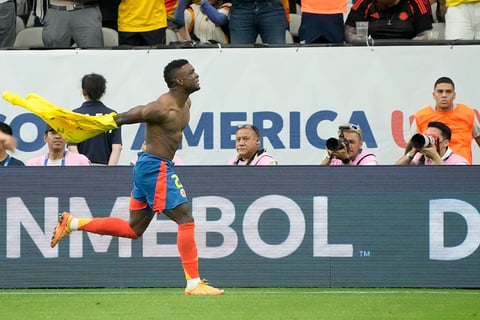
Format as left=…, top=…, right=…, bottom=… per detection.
left=375, top=0, right=398, bottom=11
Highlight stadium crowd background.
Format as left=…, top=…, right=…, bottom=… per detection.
left=8, top=0, right=451, bottom=48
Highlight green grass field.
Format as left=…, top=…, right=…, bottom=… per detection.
left=1, top=288, right=479, bottom=320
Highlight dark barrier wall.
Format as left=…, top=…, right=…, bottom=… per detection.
left=1, top=166, right=479, bottom=288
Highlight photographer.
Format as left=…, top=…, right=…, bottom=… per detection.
left=321, top=123, right=378, bottom=166
left=396, top=121, right=469, bottom=165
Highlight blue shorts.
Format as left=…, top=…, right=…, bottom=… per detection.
left=130, top=152, right=188, bottom=214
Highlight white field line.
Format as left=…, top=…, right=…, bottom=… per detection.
left=0, top=290, right=479, bottom=296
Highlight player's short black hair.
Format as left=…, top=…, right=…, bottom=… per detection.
left=82, top=73, right=107, bottom=101
left=428, top=121, right=451, bottom=140
left=434, top=77, right=455, bottom=90
left=0, top=122, right=13, bottom=135
left=164, top=59, right=189, bottom=88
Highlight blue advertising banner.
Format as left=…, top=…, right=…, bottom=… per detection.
left=0, top=166, right=479, bottom=288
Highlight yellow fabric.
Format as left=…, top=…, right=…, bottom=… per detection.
left=118, top=0, right=167, bottom=32
left=2, top=92, right=118, bottom=143
left=446, top=0, right=480, bottom=7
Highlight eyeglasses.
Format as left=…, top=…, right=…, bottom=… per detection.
left=237, top=124, right=260, bottom=137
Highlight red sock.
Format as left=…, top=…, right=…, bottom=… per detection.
left=79, top=217, right=139, bottom=239
left=177, top=222, right=199, bottom=279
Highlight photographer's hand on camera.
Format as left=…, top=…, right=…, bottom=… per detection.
left=396, top=146, right=443, bottom=165
left=322, top=146, right=352, bottom=165
left=332, top=148, right=352, bottom=165
left=419, top=145, right=443, bottom=165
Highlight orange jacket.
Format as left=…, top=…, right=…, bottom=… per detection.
left=414, top=104, right=477, bottom=164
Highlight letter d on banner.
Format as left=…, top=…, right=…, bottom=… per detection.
left=429, top=199, right=480, bottom=261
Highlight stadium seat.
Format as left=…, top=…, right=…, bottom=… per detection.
left=15, top=27, right=119, bottom=48
left=16, top=16, right=25, bottom=35
left=166, top=28, right=178, bottom=45
left=13, top=27, right=44, bottom=48
left=285, top=30, right=294, bottom=44
left=101, top=27, right=118, bottom=47
left=289, top=13, right=301, bottom=40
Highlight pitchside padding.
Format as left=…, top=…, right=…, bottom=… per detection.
left=0, top=166, right=478, bottom=288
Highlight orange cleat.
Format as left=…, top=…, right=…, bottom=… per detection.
left=184, top=280, right=224, bottom=296
left=50, top=212, right=74, bottom=248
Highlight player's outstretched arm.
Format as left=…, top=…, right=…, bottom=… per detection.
left=114, top=98, right=166, bottom=126
left=114, top=105, right=148, bottom=126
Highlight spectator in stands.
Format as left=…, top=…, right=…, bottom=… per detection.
left=27, top=124, right=90, bottom=166
left=118, top=0, right=167, bottom=46
left=321, top=123, right=379, bottom=165
left=0, top=122, right=25, bottom=166
left=229, top=0, right=289, bottom=44
left=344, top=0, right=433, bottom=43
left=228, top=124, right=278, bottom=165
left=68, top=73, right=122, bottom=165
left=168, top=0, right=191, bottom=41
left=410, top=76, right=480, bottom=164
left=298, top=0, right=347, bottom=44
left=396, top=121, right=469, bottom=165
left=440, top=0, right=480, bottom=40
left=0, top=0, right=16, bottom=48
left=41, top=0, right=104, bottom=48
left=184, top=0, right=232, bottom=44
left=99, top=0, right=121, bottom=31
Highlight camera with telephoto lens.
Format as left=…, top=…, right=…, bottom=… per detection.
left=326, top=137, right=349, bottom=151
left=326, top=125, right=351, bottom=151
left=410, top=133, right=439, bottom=150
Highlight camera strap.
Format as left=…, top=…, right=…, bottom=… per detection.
left=356, top=153, right=375, bottom=165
